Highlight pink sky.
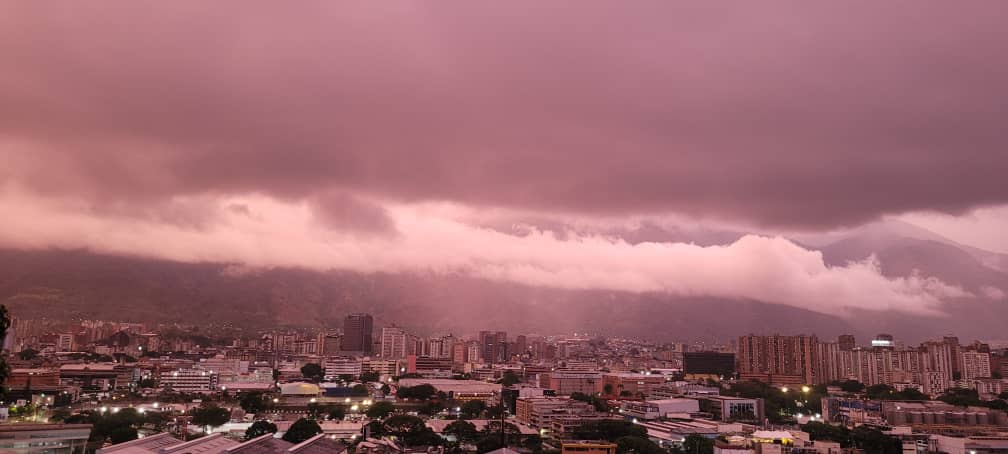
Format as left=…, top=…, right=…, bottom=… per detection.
left=1, top=1, right=1006, bottom=315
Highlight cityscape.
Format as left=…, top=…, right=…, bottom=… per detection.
left=3, top=2, right=1008, bottom=454
left=2, top=311, right=1007, bottom=454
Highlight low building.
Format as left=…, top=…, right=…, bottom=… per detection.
left=540, top=372, right=602, bottom=396
left=696, top=396, right=764, bottom=422
left=561, top=442, right=617, bottom=454
left=398, top=378, right=500, bottom=403
left=620, top=398, right=700, bottom=420
left=601, top=373, right=665, bottom=399
left=929, top=435, right=1008, bottom=454
left=0, top=423, right=92, bottom=454
left=515, top=397, right=598, bottom=429
left=160, top=368, right=219, bottom=393
left=324, top=357, right=363, bottom=378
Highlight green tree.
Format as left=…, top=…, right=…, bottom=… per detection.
left=444, top=420, right=479, bottom=443
left=367, top=401, right=396, bottom=419
left=328, top=405, right=346, bottom=420
left=352, top=384, right=371, bottom=396
left=603, top=384, right=615, bottom=395
left=240, top=392, right=274, bottom=414
left=245, top=420, right=278, bottom=440
left=397, top=384, right=437, bottom=400
left=460, top=399, right=486, bottom=419
left=300, top=363, right=324, bottom=382
left=108, top=426, right=139, bottom=444
left=192, top=403, right=230, bottom=433
left=682, top=434, right=714, bottom=454
left=18, top=348, right=39, bottom=361
left=850, top=426, right=901, bottom=454
left=380, top=383, right=391, bottom=395
left=498, top=371, right=521, bottom=387
left=837, top=380, right=865, bottom=393
left=938, top=388, right=984, bottom=407
left=382, top=414, right=443, bottom=447
left=616, top=436, right=665, bottom=454
left=283, top=418, right=322, bottom=443
left=360, top=371, right=380, bottom=383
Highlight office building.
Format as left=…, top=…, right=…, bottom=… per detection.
left=341, top=313, right=373, bottom=354
left=684, top=352, right=736, bottom=377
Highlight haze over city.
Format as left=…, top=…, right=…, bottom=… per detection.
left=3, top=2, right=1008, bottom=453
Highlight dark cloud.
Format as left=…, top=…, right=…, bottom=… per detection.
left=309, top=192, right=398, bottom=236
left=1, top=1, right=1007, bottom=228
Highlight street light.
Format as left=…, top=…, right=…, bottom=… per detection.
left=801, top=386, right=810, bottom=393
left=781, top=387, right=788, bottom=393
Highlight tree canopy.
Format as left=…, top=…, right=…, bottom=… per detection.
left=283, top=418, right=322, bottom=443
left=245, top=420, right=278, bottom=440
left=300, top=363, right=324, bottom=382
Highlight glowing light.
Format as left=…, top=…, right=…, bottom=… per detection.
left=781, top=387, right=788, bottom=392
left=273, top=398, right=279, bottom=403
left=351, top=404, right=359, bottom=411
left=801, top=386, right=810, bottom=393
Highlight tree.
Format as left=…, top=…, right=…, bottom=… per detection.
left=245, top=420, right=278, bottom=440
left=1000, top=392, right=1008, bottom=400
left=498, top=371, right=521, bottom=387
left=603, top=384, right=615, bottom=395
left=616, top=436, right=665, bottom=454
left=283, top=418, right=322, bottom=443
left=108, top=426, right=139, bottom=444
left=397, top=384, right=438, bottom=400
left=240, top=392, right=274, bottom=414
left=380, top=383, right=391, bottom=395
left=460, top=399, right=486, bottom=419
left=444, top=420, right=479, bottom=443
left=938, top=388, right=985, bottom=407
left=192, top=403, right=230, bottom=433
left=366, top=401, right=396, bottom=419
left=18, top=349, right=39, bottom=361
left=360, top=371, right=380, bottom=383
left=850, top=426, right=901, bottom=454
left=838, top=380, right=865, bottom=393
left=352, top=384, right=371, bottom=396
left=681, top=434, right=714, bottom=454
left=382, top=414, right=443, bottom=447
left=573, top=420, right=646, bottom=441
left=300, top=363, right=324, bottom=382
left=328, top=405, right=346, bottom=420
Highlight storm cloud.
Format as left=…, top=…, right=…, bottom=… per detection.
left=0, top=1, right=1005, bottom=315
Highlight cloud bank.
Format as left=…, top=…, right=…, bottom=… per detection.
left=2, top=2, right=1008, bottom=229
left=0, top=187, right=967, bottom=317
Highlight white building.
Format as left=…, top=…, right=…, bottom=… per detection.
left=160, top=368, right=218, bottom=393
left=325, top=357, right=363, bottom=378
left=961, top=352, right=992, bottom=380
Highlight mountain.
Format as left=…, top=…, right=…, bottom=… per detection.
left=1, top=220, right=1005, bottom=343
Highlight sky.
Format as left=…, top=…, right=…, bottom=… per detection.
left=1, top=2, right=1007, bottom=318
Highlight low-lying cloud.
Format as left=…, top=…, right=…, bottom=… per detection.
left=0, top=186, right=968, bottom=317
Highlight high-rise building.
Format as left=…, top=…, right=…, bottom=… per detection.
left=736, top=334, right=817, bottom=385
left=479, top=331, right=508, bottom=364
left=381, top=326, right=417, bottom=359
left=961, top=351, right=992, bottom=380
left=838, top=335, right=856, bottom=351
left=943, top=335, right=963, bottom=377
left=341, top=313, right=373, bottom=354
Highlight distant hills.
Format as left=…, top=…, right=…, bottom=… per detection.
left=2, top=220, right=1006, bottom=344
